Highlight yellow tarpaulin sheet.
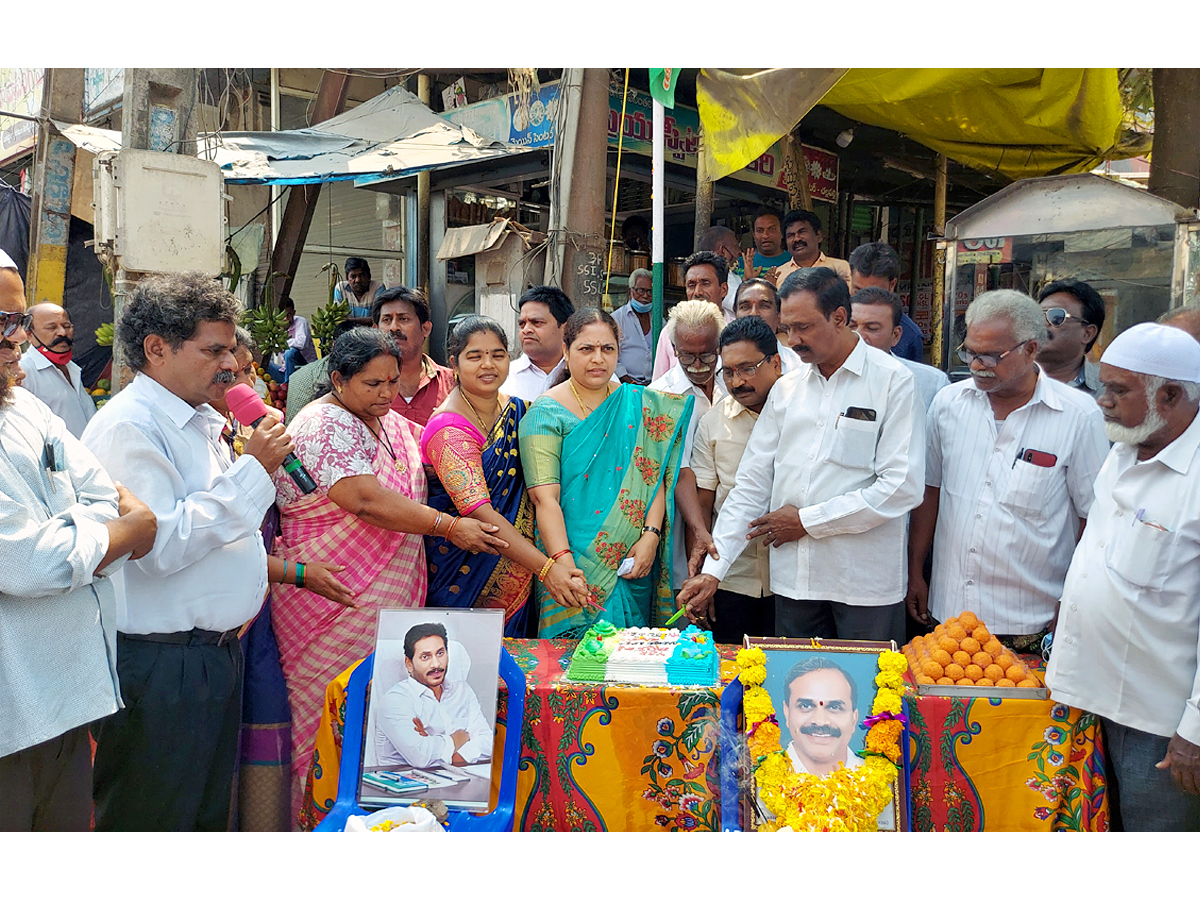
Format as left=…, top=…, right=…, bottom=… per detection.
left=698, top=68, right=1136, bottom=183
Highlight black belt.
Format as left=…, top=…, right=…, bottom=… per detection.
left=120, top=627, right=241, bottom=647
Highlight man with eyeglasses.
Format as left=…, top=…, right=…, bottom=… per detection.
left=1036, top=278, right=1106, bottom=395
left=687, top=316, right=783, bottom=642
left=0, top=252, right=31, bottom=388
left=651, top=251, right=735, bottom=381
left=613, top=268, right=654, bottom=385
left=678, top=267, right=925, bottom=646
left=649, top=299, right=728, bottom=592
left=907, top=290, right=1109, bottom=653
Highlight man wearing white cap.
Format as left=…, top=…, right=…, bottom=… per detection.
left=1046, top=322, right=1200, bottom=830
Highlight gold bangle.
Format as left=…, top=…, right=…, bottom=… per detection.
left=537, top=557, right=555, bottom=582
left=431, top=511, right=444, bottom=537
left=446, top=517, right=460, bottom=541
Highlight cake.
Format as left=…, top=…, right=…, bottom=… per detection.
left=567, top=621, right=718, bottom=686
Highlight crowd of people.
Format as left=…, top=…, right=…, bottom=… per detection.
left=3, top=198, right=1200, bottom=834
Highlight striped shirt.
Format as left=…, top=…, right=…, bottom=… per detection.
left=925, top=372, right=1109, bottom=634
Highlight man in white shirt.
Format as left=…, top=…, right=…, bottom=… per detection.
left=501, top=285, right=574, bottom=402
left=652, top=251, right=735, bottom=381
left=907, top=290, right=1109, bottom=650
left=689, top=316, right=783, bottom=643
left=376, top=623, right=491, bottom=769
left=649, top=299, right=727, bottom=590
left=1046, top=323, right=1200, bottom=830
left=19, top=302, right=96, bottom=438
left=850, top=287, right=949, bottom=411
left=677, top=268, right=924, bottom=646
left=613, top=268, right=654, bottom=385
left=82, top=271, right=294, bottom=831
left=780, top=657, right=862, bottom=776
left=268, top=298, right=318, bottom=385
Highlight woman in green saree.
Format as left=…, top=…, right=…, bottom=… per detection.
left=518, top=308, right=693, bottom=639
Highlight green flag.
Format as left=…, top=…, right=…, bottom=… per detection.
left=648, top=68, right=678, bottom=109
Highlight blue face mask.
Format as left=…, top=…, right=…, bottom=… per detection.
left=630, top=297, right=653, bottom=314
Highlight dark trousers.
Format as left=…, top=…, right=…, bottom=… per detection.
left=775, top=597, right=906, bottom=647
left=92, top=634, right=243, bottom=831
left=0, top=724, right=93, bottom=831
left=712, top=589, right=775, bottom=645
left=1100, top=717, right=1200, bottom=831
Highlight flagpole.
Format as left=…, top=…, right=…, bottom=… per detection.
left=651, top=96, right=665, bottom=356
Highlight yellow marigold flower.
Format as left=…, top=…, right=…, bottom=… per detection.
left=743, top=686, right=774, bottom=724
left=872, top=687, right=903, bottom=715
left=738, top=664, right=767, bottom=687
left=736, top=647, right=766, bottom=669
left=874, top=670, right=905, bottom=691
left=748, top=721, right=781, bottom=757
left=878, top=650, right=908, bottom=674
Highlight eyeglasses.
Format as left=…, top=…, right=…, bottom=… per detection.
left=956, top=340, right=1030, bottom=368
left=1044, top=307, right=1085, bottom=328
left=0, top=311, right=32, bottom=338
left=676, top=351, right=718, bottom=367
left=629, top=285, right=653, bottom=298
left=718, top=354, right=775, bottom=382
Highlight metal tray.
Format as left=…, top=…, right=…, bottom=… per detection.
left=915, top=682, right=1048, bottom=700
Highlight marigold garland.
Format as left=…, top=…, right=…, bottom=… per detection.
left=737, top=646, right=904, bottom=832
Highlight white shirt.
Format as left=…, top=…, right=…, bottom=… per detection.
left=612, top=301, right=653, bottom=383
left=776, top=340, right=802, bottom=374
left=721, top=271, right=742, bottom=319
left=81, top=373, right=276, bottom=634
left=898, top=356, right=949, bottom=412
left=703, top=337, right=924, bottom=606
left=925, top=372, right=1109, bottom=634
left=19, top=346, right=96, bottom=438
left=375, top=675, right=492, bottom=768
left=501, top=354, right=566, bottom=403
left=1046, top=411, right=1200, bottom=744
left=649, top=365, right=727, bottom=588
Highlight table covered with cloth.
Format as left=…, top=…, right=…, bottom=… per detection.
left=903, top=661, right=1110, bottom=831
left=299, top=640, right=1109, bottom=832
left=300, top=638, right=740, bottom=831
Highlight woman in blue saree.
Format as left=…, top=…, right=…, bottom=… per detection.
left=423, top=316, right=591, bottom=637
left=519, top=308, right=693, bottom=639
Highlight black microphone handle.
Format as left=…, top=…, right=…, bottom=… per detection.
left=245, top=413, right=318, bottom=494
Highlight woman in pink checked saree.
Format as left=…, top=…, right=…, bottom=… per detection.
left=270, top=328, right=507, bottom=824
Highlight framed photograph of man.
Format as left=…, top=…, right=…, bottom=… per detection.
left=744, top=637, right=908, bottom=832
left=359, top=608, right=505, bottom=811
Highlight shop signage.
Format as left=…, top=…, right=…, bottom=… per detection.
left=0, top=68, right=43, bottom=164
left=445, top=80, right=839, bottom=202
left=956, top=237, right=1012, bottom=265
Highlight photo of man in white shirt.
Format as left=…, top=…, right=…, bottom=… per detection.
left=375, top=622, right=492, bottom=770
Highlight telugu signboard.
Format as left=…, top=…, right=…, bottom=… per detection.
left=0, top=68, right=43, bottom=165
left=445, top=81, right=839, bottom=203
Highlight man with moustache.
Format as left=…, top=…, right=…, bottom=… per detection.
left=20, top=302, right=96, bottom=437
left=780, top=657, right=862, bottom=776
left=82, top=271, right=295, bottom=830
left=372, top=285, right=453, bottom=426
left=0, top=251, right=29, bottom=389
left=652, top=251, right=734, bottom=380
left=774, top=210, right=851, bottom=288
left=375, top=622, right=491, bottom=769
left=650, top=299, right=728, bottom=590
left=907, top=290, right=1108, bottom=651
left=1046, top=323, right=1200, bottom=830
left=689, top=316, right=783, bottom=642
left=848, top=241, right=925, bottom=363
left=1036, top=278, right=1106, bottom=395
left=677, top=268, right=924, bottom=645
left=741, top=208, right=791, bottom=284
left=501, top=285, right=574, bottom=402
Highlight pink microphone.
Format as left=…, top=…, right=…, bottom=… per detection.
left=225, top=383, right=316, bottom=493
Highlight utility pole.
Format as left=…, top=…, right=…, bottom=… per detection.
left=26, top=68, right=85, bottom=308
left=930, top=153, right=948, bottom=370
left=111, top=68, right=199, bottom=388
left=416, top=73, right=432, bottom=295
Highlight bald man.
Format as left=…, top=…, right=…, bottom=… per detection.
left=1160, top=302, right=1200, bottom=344
left=20, top=302, right=96, bottom=437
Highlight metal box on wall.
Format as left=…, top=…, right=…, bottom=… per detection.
left=94, top=149, right=226, bottom=275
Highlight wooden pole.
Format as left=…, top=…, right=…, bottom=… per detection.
left=786, top=131, right=813, bottom=212
left=693, top=126, right=714, bottom=249
left=930, top=153, right=948, bottom=370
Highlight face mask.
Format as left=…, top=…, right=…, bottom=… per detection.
left=34, top=342, right=72, bottom=366
left=630, top=298, right=652, bottom=314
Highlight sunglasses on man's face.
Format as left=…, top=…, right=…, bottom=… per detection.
left=0, top=310, right=31, bottom=338
left=1044, top=307, right=1085, bottom=328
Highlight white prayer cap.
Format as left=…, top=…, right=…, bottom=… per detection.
left=0, top=249, right=16, bottom=270
left=1101, top=322, right=1200, bottom=382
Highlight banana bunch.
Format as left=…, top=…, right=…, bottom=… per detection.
left=242, top=304, right=289, bottom=358
left=311, top=299, right=350, bottom=357
left=95, top=322, right=115, bottom=347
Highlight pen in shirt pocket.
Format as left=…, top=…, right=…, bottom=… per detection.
left=43, top=440, right=59, bottom=492
left=1134, top=507, right=1170, bottom=532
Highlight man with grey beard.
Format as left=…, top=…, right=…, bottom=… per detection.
left=82, top=271, right=294, bottom=830
left=1046, top=322, right=1200, bottom=831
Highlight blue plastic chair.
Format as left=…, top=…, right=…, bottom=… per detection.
left=314, top=646, right=526, bottom=832
left=718, top=678, right=914, bottom=831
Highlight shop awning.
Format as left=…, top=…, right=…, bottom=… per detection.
left=697, top=68, right=1149, bottom=184
left=54, top=85, right=538, bottom=187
